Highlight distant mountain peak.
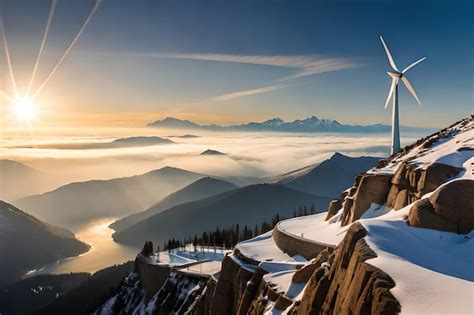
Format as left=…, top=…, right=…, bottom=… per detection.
left=201, top=149, right=226, bottom=156
left=147, top=116, right=427, bottom=133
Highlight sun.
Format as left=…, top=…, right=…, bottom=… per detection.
left=10, top=96, right=37, bottom=122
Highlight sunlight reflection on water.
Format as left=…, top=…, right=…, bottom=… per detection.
left=25, top=217, right=139, bottom=277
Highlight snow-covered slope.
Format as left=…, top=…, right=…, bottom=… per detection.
left=257, top=117, right=474, bottom=314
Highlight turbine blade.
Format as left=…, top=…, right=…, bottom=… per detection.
left=401, top=76, right=422, bottom=106
left=402, top=56, right=426, bottom=74
left=380, top=36, right=399, bottom=72
left=385, top=78, right=397, bottom=109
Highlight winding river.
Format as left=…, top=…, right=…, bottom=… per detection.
left=26, top=218, right=139, bottom=277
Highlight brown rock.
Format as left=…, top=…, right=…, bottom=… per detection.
left=292, top=248, right=332, bottom=283
left=408, top=198, right=457, bottom=233
left=326, top=199, right=342, bottom=221
left=432, top=179, right=474, bottom=234
left=342, top=174, right=392, bottom=226
left=274, top=295, right=293, bottom=310
left=417, top=163, right=463, bottom=197
left=408, top=180, right=474, bottom=234
left=393, top=189, right=409, bottom=209
left=295, top=223, right=400, bottom=315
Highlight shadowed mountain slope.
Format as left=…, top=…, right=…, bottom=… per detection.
left=273, top=153, right=381, bottom=198
left=0, top=201, right=90, bottom=285
left=0, top=160, right=43, bottom=202
left=113, top=184, right=331, bottom=247
left=110, top=177, right=238, bottom=232
left=16, top=167, right=205, bottom=228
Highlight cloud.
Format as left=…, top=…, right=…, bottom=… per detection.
left=156, top=53, right=359, bottom=80
left=81, top=50, right=360, bottom=102
left=154, top=53, right=359, bottom=101
left=208, top=84, right=286, bottom=102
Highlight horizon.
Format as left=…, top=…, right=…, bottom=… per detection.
left=0, top=0, right=472, bottom=131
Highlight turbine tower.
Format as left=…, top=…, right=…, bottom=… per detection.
left=380, top=36, right=425, bottom=154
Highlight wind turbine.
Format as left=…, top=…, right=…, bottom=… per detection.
left=380, top=36, right=425, bottom=154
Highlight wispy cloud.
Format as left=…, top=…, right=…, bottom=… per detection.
left=155, top=53, right=359, bottom=101
left=82, top=50, right=360, bottom=102
left=152, top=53, right=359, bottom=81
left=208, top=84, right=286, bottom=102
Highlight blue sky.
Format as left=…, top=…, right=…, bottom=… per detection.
left=1, top=0, right=473, bottom=127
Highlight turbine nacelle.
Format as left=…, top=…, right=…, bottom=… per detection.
left=380, top=36, right=425, bottom=108
left=387, top=71, right=402, bottom=79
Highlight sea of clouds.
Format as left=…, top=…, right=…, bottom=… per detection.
left=1, top=127, right=426, bottom=191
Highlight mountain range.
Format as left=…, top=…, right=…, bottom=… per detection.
left=147, top=116, right=428, bottom=133
left=0, top=201, right=90, bottom=285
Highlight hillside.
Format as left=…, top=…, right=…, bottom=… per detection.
left=0, top=273, right=90, bottom=315
left=200, top=149, right=226, bottom=155
left=34, top=261, right=134, bottom=315
left=0, top=201, right=90, bottom=285
left=0, top=160, right=43, bottom=202
left=113, top=184, right=332, bottom=247
left=110, top=177, right=238, bottom=232
left=16, top=167, right=204, bottom=228
left=275, top=152, right=381, bottom=198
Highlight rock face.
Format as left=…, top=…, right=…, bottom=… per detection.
left=408, top=179, right=474, bottom=234
left=209, top=255, right=257, bottom=314
left=293, top=223, right=400, bottom=315
left=386, top=162, right=463, bottom=210
left=326, top=118, right=470, bottom=226
left=340, top=174, right=392, bottom=226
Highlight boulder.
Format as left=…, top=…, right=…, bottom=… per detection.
left=417, top=163, right=463, bottom=197
left=326, top=199, right=343, bottom=221
left=342, top=174, right=392, bottom=226
left=408, top=198, right=457, bottom=233
left=292, top=248, right=332, bottom=283
left=408, top=180, right=474, bottom=234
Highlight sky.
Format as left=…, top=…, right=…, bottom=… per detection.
left=0, top=0, right=473, bottom=129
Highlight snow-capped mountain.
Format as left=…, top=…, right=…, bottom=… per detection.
left=147, top=116, right=429, bottom=133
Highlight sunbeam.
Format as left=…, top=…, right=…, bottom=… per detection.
left=0, top=17, right=18, bottom=96
left=27, top=0, right=58, bottom=95
left=33, top=0, right=102, bottom=97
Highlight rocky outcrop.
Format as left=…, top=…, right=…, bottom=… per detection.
left=292, top=248, right=333, bottom=283
left=327, top=161, right=463, bottom=227
left=386, top=162, right=463, bottom=210
left=134, top=255, right=171, bottom=303
left=326, top=118, right=469, bottom=225
left=408, top=179, right=474, bottom=234
left=293, top=223, right=400, bottom=315
left=209, top=255, right=257, bottom=314
left=336, top=174, right=392, bottom=226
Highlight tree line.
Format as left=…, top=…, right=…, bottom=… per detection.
left=140, top=203, right=319, bottom=256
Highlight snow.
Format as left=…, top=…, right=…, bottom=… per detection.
left=258, top=261, right=303, bottom=273
left=361, top=217, right=474, bottom=314
left=237, top=231, right=294, bottom=262
left=277, top=212, right=347, bottom=247
left=274, top=119, right=474, bottom=315
left=371, top=118, right=473, bottom=175
left=263, top=270, right=305, bottom=299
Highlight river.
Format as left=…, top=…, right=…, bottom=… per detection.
left=25, top=218, right=139, bottom=277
